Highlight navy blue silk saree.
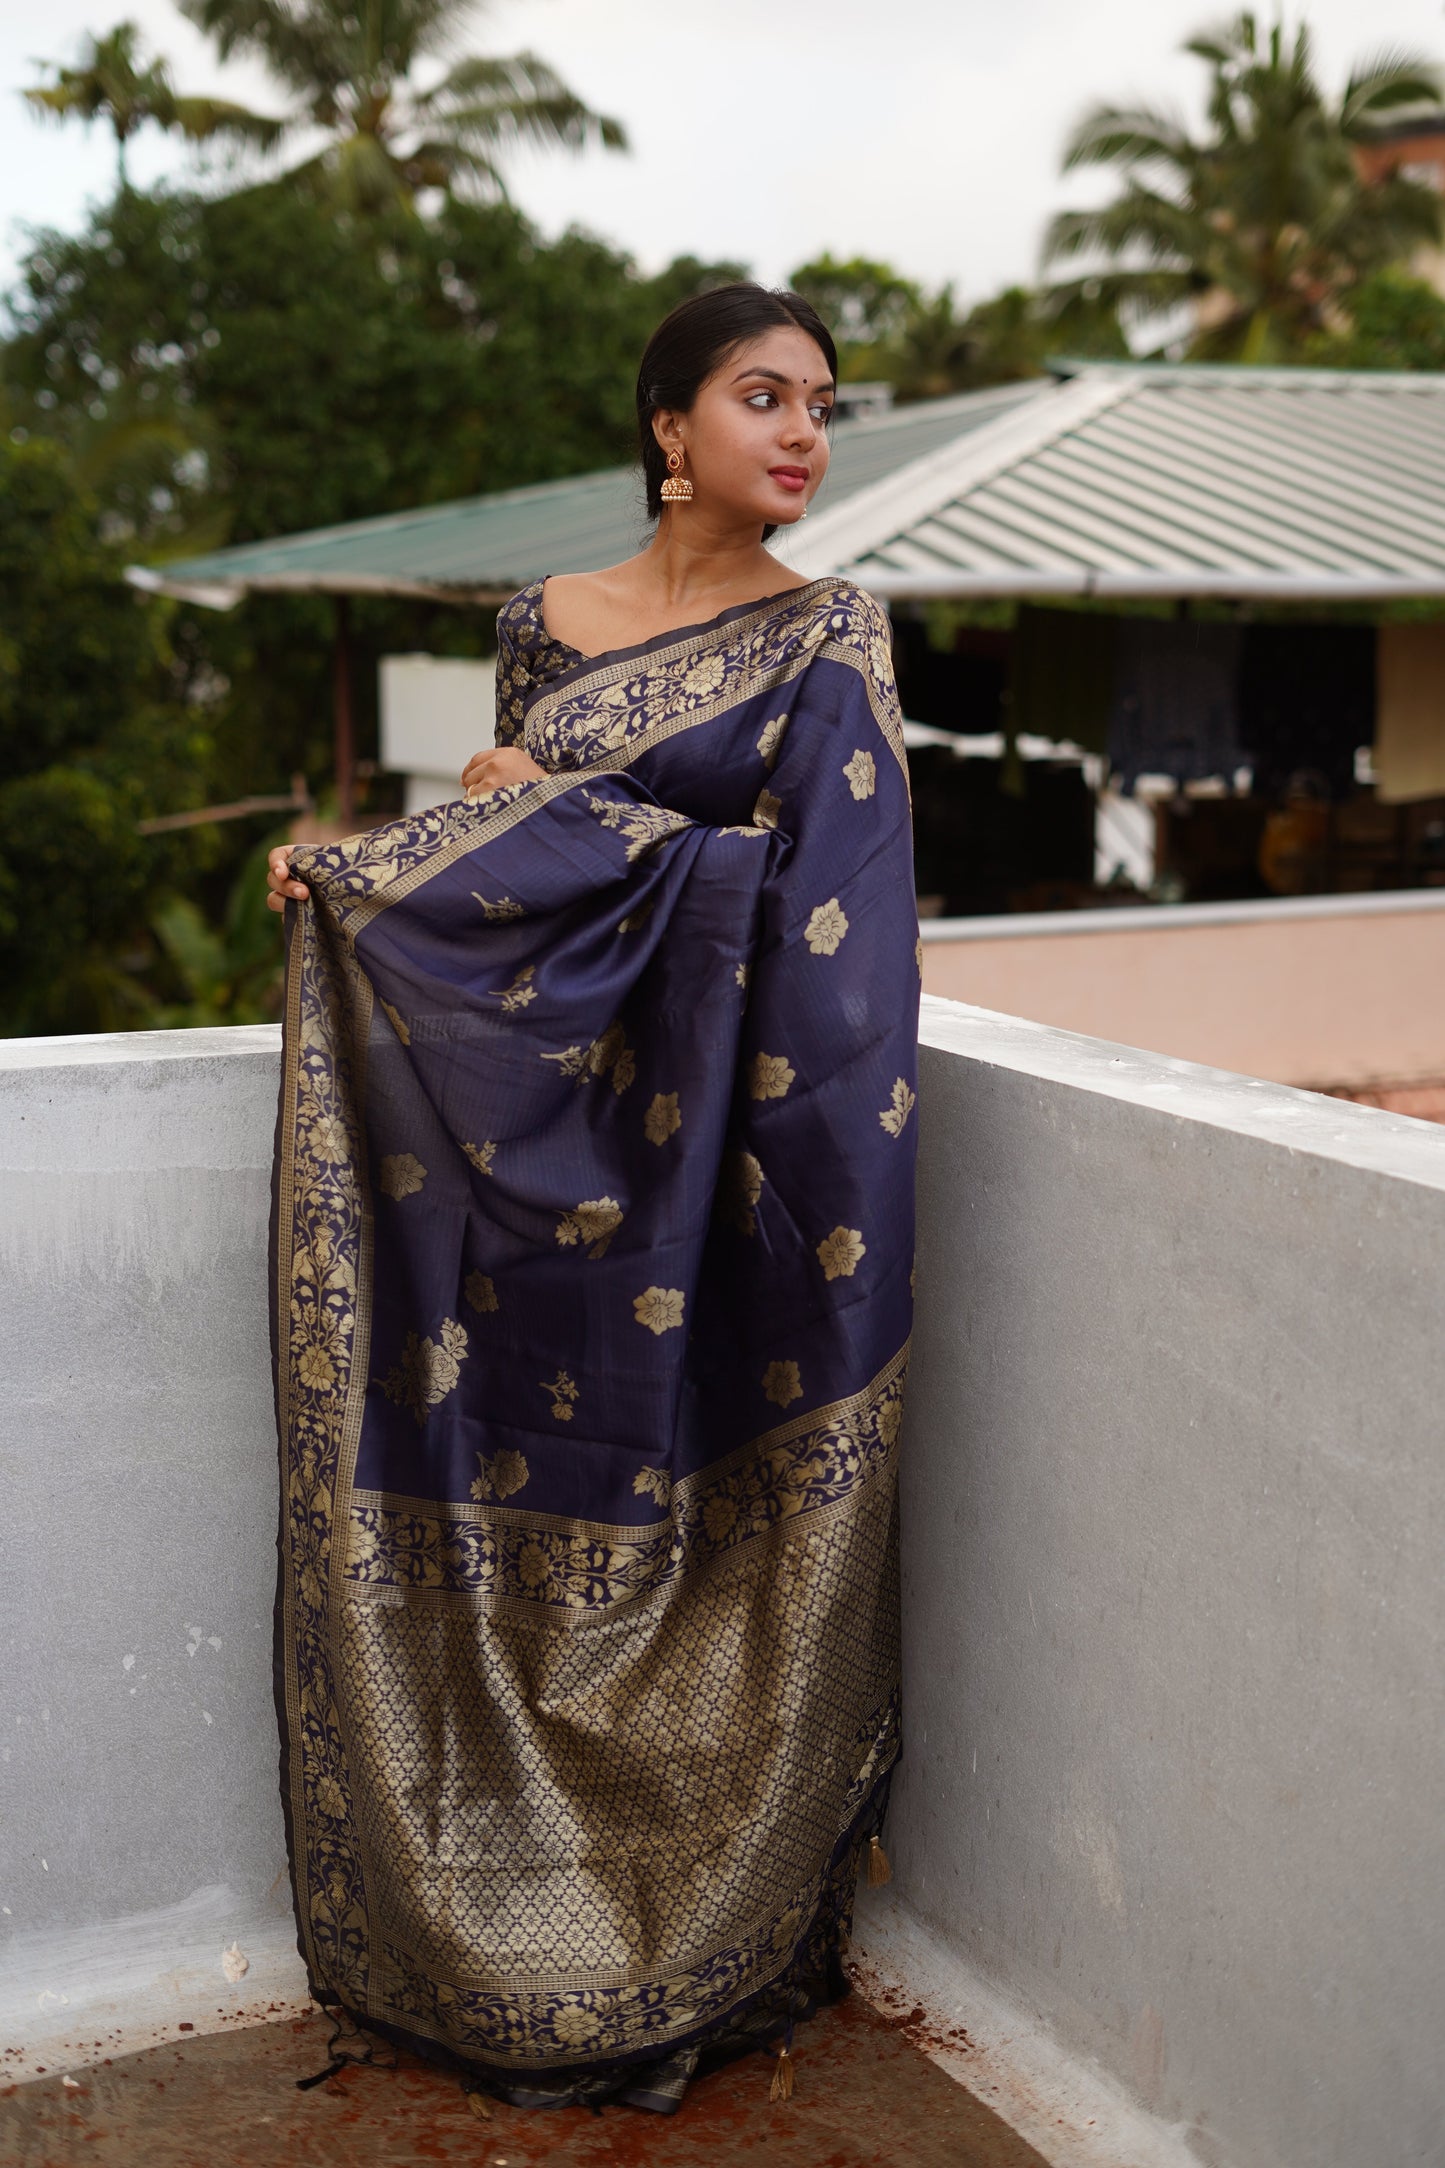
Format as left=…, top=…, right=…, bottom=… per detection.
left=273, top=576, right=919, bottom=2109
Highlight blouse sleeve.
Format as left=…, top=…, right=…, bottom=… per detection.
left=492, top=591, right=532, bottom=751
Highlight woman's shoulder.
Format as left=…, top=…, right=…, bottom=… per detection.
left=806, top=577, right=890, bottom=638
left=496, top=579, right=547, bottom=650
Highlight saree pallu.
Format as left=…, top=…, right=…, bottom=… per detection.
left=273, top=576, right=919, bottom=2109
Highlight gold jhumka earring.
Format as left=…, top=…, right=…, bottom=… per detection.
left=660, top=447, right=693, bottom=503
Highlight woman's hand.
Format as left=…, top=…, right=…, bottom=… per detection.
left=462, top=746, right=546, bottom=798
left=267, top=847, right=310, bottom=914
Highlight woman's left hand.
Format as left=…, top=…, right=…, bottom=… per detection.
left=462, top=746, right=546, bottom=798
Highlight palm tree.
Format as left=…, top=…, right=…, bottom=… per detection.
left=1045, top=12, right=1445, bottom=361
left=176, top=0, right=627, bottom=214
left=24, top=21, right=283, bottom=187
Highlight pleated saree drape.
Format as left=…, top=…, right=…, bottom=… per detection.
left=272, top=576, right=919, bottom=2109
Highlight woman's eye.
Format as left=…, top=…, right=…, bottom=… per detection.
left=744, top=391, right=776, bottom=409
left=809, top=403, right=833, bottom=422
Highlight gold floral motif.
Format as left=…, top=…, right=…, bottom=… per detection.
left=379, top=1152, right=426, bottom=1200
left=464, top=1272, right=499, bottom=1314
left=555, top=1197, right=623, bottom=1259
left=345, top=1344, right=907, bottom=1613
left=748, top=1052, right=795, bottom=1101
left=471, top=1447, right=529, bottom=1501
left=583, top=791, right=692, bottom=863
left=715, top=1148, right=765, bottom=1236
left=617, top=901, right=654, bottom=933
left=297, top=1341, right=338, bottom=1391
left=633, top=1286, right=685, bottom=1336
left=471, top=891, right=525, bottom=921
left=461, top=1139, right=496, bottom=1176
left=379, top=998, right=411, bottom=1045
left=878, top=1079, right=916, bottom=1137
left=762, top=1360, right=803, bottom=1409
left=644, top=1091, right=681, bottom=1145
left=753, top=788, right=782, bottom=831
left=491, top=964, right=537, bottom=1013
left=804, top=900, right=849, bottom=956
left=735, top=962, right=751, bottom=990
left=843, top=748, right=876, bottom=801
left=817, top=1226, right=866, bottom=1281
left=633, top=1466, right=672, bottom=1506
left=379, top=1317, right=469, bottom=1425
left=542, top=1020, right=636, bottom=1095
left=540, top=1370, right=580, bottom=1421
left=756, top=713, right=789, bottom=769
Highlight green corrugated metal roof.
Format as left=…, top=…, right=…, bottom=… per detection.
left=135, top=381, right=1042, bottom=607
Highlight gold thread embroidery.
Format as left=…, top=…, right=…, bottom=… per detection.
left=465, top=1272, right=499, bottom=1314
left=379, top=1153, right=426, bottom=1200
left=843, top=749, right=876, bottom=801
left=583, top=791, right=692, bottom=862
left=633, top=1286, right=685, bottom=1336
left=633, top=1466, right=672, bottom=1506
left=542, top=1021, right=635, bottom=1094
left=540, top=1371, right=580, bottom=1422
left=472, top=1448, right=529, bottom=1500
left=879, top=1080, right=916, bottom=1137
left=472, top=892, right=525, bottom=921
left=644, top=1092, right=681, bottom=1145
left=715, top=1148, right=764, bottom=1236
left=491, top=965, right=537, bottom=1013
left=804, top=900, right=849, bottom=956
left=748, top=1053, right=794, bottom=1102
left=817, top=1227, right=866, bottom=1281
left=379, top=998, right=411, bottom=1045
left=761, top=1360, right=803, bottom=1409
left=462, top=1140, right=496, bottom=1176
left=753, top=788, right=782, bottom=831
left=617, top=901, right=654, bottom=933
left=756, top=714, right=789, bottom=769
left=380, top=1318, right=469, bottom=1424
left=555, top=1198, right=623, bottom=1259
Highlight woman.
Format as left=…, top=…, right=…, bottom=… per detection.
left=265, top=283, right=919, bottom=2114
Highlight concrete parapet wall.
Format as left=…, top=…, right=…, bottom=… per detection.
left=1, top=1013, right=1442, bottom=2165
left=895, top=997, right=1445, bottom=2168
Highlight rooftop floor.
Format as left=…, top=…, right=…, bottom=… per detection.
left=2, top=1993, right=1048, bottom=2168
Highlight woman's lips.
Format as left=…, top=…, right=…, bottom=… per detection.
left=769, top=467, right=809, bottom=493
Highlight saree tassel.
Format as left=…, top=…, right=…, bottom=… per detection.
left=867, top=1834, right=892, bottom=1886
left=769, top=2044, right=795, bottom=2102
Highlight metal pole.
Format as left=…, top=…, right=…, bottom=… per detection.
left=332, top=595, right=355, bottom=829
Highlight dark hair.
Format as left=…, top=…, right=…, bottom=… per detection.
left=636, top=282, right=838, bottom=536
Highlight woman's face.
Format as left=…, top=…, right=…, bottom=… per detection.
left=654, top=325, right=834, bottom=530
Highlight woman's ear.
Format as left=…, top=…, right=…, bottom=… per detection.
left=652, top=408, right=685, bottom=456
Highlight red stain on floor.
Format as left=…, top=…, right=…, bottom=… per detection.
left=1, top=1994, right=1050, bottom=2168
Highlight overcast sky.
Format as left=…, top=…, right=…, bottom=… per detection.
left=4, top=0, right=1445, bottom=304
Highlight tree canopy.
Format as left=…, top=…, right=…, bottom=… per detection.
left=24, top=18, right=283, bottom=184
left=1046, top=10, right=1445, bottom=359
left=174, top=0, right=627, bottom=212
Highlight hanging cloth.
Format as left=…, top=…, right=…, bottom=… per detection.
left=1374, top=623, right=1445, bottom=805
left=1107, top=619, right=1243, bottom=795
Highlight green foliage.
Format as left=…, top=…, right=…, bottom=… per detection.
left=787, top=258, right=1128, bottom=401
left=1309, top=268, right=1445, bottom=368
left=788, top=254, right=922, bottom=375
left=4, top=183, right=742, bottom=811
left=23, top=19, right=282, bottom=186
left=176, top=0, right=626, bottom=214
left=1045, top=11, right=1445, bottom=359
left=0, top=435, right=224, bottom=1033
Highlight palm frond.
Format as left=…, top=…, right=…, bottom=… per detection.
left=1341, top=49, right=1443, bottom=128
left=1061, top=101, right=1192, bottom=174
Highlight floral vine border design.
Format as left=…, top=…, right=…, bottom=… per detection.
left=523, top=579, right=907, bottom=783
left=275, top=906, right=378, bottom=2001
left=372, top=1689, right=900, bottom=2070
left=343, top=1347, right=907, bottom=1614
